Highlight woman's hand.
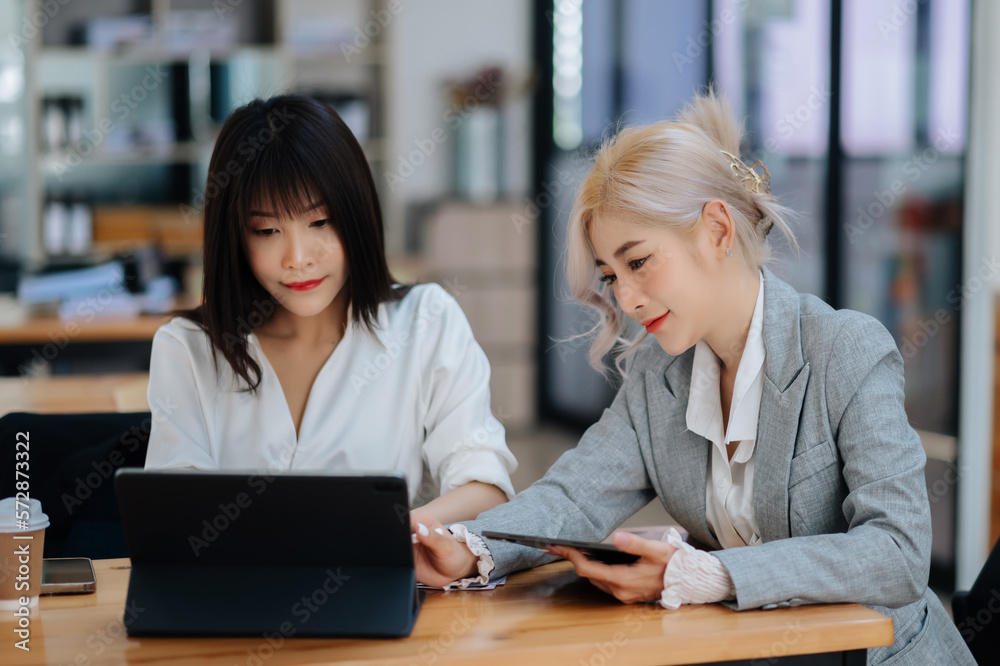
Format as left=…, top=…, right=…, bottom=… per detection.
left=409, top=509, right=479, bottom=588
left=548, top=531, right=678, bottom=604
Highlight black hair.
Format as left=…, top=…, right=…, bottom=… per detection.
left=178, top=94, right=406, bottom=391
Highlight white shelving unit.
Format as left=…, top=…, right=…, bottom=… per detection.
left=15, top=0, right=400, bottom=267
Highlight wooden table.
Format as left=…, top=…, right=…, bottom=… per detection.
left=0, top=373, right=149, bottom=417
left=0, top=558, right=893, bottom=665
left=992, top=294, right=1000, bottom=548
left=0, top=313, right=174, bottom=345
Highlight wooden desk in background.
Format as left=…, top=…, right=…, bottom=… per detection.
left=0, top=558, right=892, bottom=666
left=0, top=311, right=178, bottom=377
left=0, top=313, right=172, bottom=346
left=0, top=373, right=149, bottom=417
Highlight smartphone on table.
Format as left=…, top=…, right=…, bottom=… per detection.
left=41, top=557, right=97, bottom=595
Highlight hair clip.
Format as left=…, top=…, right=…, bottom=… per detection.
left=720, top=150, right=771, bottom=195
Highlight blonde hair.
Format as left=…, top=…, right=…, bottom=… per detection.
left=566, top=88, right=798, bottom=376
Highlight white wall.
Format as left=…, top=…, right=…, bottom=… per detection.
left=382, top=0, right=533, bottom=248
left=957, top=0, right=998, bottom=588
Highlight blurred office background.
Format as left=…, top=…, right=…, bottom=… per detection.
left=0, top=0, right=996, bottom=594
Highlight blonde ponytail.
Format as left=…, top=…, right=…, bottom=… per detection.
left=565, top=87, right=798, bottom=376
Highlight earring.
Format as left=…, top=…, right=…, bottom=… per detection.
left=725, top=247, right=733, bottom=257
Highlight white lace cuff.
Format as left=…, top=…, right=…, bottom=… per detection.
left=659, top=527, right=735, bottom=610
left=442, top=524, right=496, bottom=590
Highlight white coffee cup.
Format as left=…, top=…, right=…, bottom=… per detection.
left=0, top=497, right=50, bottom=613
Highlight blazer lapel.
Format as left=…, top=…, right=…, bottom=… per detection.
left=645, top=351, right=719, bottom=550
left=753, top=268, right=811, bottom=543
left=641, top=269, right=811, bottom=548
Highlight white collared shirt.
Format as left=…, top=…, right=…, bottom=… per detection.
left=144, top=283, right=517, bottom=505
left=686, top=271, right=765, bottom=549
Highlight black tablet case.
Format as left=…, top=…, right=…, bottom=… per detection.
left=114, top=470, right=422, bottom=638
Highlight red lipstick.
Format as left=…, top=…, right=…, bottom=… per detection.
left=641, top=312, right=668, bottom=333
left=284, top=278, right=325, bottom=291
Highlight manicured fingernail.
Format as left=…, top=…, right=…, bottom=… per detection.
left=411, top=533, right=419, bottom=544
left=435, top=527, right=446, bottom=535
left=417, top=523, right=429, bottom=537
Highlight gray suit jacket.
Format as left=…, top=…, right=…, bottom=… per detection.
left=462, top=268, right=973, bottom=665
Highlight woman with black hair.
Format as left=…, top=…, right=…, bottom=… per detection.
left=144, top=95, right=516, bottom=524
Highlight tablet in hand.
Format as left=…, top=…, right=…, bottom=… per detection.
left=481, top=531, right=640, bottom=565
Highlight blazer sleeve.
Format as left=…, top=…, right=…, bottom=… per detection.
left=713, top=315, right=931, bottom=610
left=144, top=324, right=218, bottom=470
left=459, top=365, right=658, bottom=578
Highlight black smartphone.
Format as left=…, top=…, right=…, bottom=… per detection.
left=480, top=531, right=640, bottom=565
left=41, top=558, right=97, bottom=595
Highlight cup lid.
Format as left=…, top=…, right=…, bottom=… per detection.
left=0, top=497, right=50, bottom=531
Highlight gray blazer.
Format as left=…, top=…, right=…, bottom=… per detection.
left=462, top=268, right=973, bottom=665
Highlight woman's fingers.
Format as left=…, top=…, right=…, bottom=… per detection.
left=411, top=520, right=481, bottom=587
left=413, top=521, right=455, bottom=557
left=412, top=534, right=462, bottom=586
left=553, top=546, right=612, bottom=578
left=611, top=531, right=677, bottom=564
left=553, top=538, right=670, bottom=605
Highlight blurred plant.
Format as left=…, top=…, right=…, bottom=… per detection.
left=444, top=65, right=537, bottom=109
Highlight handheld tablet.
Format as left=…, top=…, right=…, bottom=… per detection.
left=480, top=531, right=640, bottom=565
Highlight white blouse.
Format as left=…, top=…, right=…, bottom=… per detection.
left=145, top=283, right=517, bottom=505
left=687, top=270, right=765, bottom=549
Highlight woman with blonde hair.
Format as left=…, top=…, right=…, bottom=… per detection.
left=410, top=89, right=974, bottom=665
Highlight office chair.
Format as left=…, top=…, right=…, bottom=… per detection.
left=952, top=535, right=1000, bottom=664
left=0, top=411, right=152, bottom=559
